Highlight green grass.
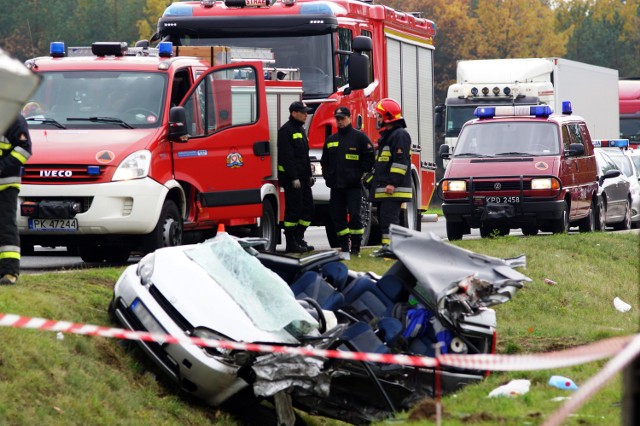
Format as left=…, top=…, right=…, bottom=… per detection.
left=0, top=232, right=637, bottom=425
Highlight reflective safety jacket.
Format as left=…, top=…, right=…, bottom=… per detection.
left=0, top=115, right=32, bottom=191
left=321, top=124, right=375, bottom=189
left=370, top=125, right=413, bottom=201
left=277, top=116, right=311, bottom=184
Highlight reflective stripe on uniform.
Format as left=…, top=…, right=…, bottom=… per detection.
left=0, top=183, right=20, bottom=191
left=292, top=133, right=304, bottom=139
left=283, top=221, right=297, bottom=228
left=278, top=165, right=285, bottom=172
left=381, top=236, right=390, bottom=245
left=390, top=162, right=408, bottom=175
left=327, top=141, right=339, bottom=149
left=0, top=245, right=21, bottom=260
left=298, top=219, right=311, bottom=227
left=11, top=146, right=31, bottom=164
left=345, top=153, right=359, bottom=160
left=350, top=228, right=364, bottom=235
left=337, top=228, right=350, bottom=236
left=373, top=186, right=413, bottom=199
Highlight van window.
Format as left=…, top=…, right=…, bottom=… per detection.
left=455, top=122, right=559, bottom=156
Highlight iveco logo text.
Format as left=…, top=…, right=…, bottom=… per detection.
left=40, top=170, right=73, bottom=177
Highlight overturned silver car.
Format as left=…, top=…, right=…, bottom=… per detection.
left=109, top=224, right=530, bottom=424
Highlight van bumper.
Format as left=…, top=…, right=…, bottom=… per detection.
left=443, top=199, right=566, bottom=228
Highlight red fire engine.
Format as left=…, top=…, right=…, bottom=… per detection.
left=19, top=41, right=308, bottom=262
left=154, top=0, right=438, bottom=246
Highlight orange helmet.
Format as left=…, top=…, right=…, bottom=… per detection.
left=375, top=98, right=404, bottom=124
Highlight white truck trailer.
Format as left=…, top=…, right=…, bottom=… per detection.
left=436, top=57, right=620, bottom=156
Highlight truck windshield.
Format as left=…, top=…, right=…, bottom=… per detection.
left=182, top=35, right=333, bottom=98
left=620, top=117, right=640, bottom=142
left=445, top=106, right=477, bottom=138
left=23, top=71, right=167, bottom=129
left=456, top=122, right=559, bottom=157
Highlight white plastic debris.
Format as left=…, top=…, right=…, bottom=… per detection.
left=488, top=379, right=531, bottom=398
left=56, top=332, right=64, bottom=341
left=613, top=297, right=632, bottom=313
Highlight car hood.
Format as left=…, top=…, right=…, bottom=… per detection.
left=27, top=128, right=163, bottom=164
left=446, top=157, right=557, bottom=177
left=149, top=234, right=318, bottom=344
left=388, top=225, right=531, bottom=326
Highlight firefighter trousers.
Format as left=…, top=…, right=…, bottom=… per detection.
left=329, top=187, right=363, bottom=237
left=283, top=182, right=314, bottom=230
left=378, top=199, right=402, bottom=246
left=0, top=188, right=20, bottom=276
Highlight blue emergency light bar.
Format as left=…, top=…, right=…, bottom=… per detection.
left=50, top=42, right=66, bottom=57
left=592, top=139, right=630, bottom=148
left=158, top=42, right=173, bottom=57
left=474, top=105, right=553, bottom=119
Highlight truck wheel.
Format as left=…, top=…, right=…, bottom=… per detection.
left=521, top=225, right=539, bottom=236
left=613, top=200, right=631, bottom=230
left=399, top=179, right=421, bottom=231
left=361, top=186, right=381, bottom=246
left=103, top=244, right=132, bottom=264
left=142, top=200, right=183, bottom=253
left=252, top=200, right=277, bottom=252
left=445, top=221, right=465, bottom=241
left=578, top=200, right=596, bottom=233
left=78, top=244, right=105, bottom=263
left=595, top=197, right=606, bottom=231
left=551, top=201, right=569, bottom=234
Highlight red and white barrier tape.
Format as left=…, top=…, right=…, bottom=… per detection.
left=0, top=312, right=635, bottom=372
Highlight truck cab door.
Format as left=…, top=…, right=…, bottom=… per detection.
left=174, top=62, right=271, bottom=224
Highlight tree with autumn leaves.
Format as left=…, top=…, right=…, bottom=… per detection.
left=0, top=0, right=638, bottom=104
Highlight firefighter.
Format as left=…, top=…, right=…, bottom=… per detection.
left=0, top=114, right=32, bottom=284
left=277, top=101, right=315, bottom=253
left=321, top=106, right=374, bottom=259
left=369, top=98, right=413, bottom=257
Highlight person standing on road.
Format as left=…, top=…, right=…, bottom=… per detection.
left=277, top=101, right=315, bottom=254
left=321, top=106, right=375, bottom=259
left=0, top=114, right=32, bottom=284
left=369, top=98, right=413, bottom=257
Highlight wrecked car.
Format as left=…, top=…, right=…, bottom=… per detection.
left=109, top=224, right=531, bottom=424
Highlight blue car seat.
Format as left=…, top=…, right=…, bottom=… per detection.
left=342, top=274, right=407, bottom=320
left=290, top=270, right=345, bottom=311
left=321, top=261, right=349, bottom=290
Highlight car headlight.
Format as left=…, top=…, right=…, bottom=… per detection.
left=137, top=252, right=155, bottom=287
left=112, top=149, right=151, bottom=181
left=192, top=327, right=234, bottom=357
left=443, top=180, right=467, bottom=192
left=531, top=178, right=559, bottom=190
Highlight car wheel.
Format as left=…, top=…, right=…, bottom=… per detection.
left=578, top=200, right=595, bottom=233
left=521, top=225, right=539, bottom=236
left=551, top=201, right=569, bottom=234
left=613, top=200, right=631, bottom=230
left=446, top=220, right=465, bottom=240
left=252, top=200, right=277, bottom=252
left=142, top=200, right=183, bottom=253
left=594, top=197, right=606, bottom=231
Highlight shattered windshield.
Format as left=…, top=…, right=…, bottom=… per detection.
left=183, top=35, right=333, bottom=98
left=23, top=71, right=166, bottom=129
left=456, top=121, right=559, bottom=157
left=185, top=234, right=318, bottom=336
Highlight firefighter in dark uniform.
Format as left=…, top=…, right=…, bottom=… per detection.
left=277, top=101, right=315, bottom=253
left=321, top=106, right=374, bottom=258
left=369, top=98, right=413, bottom=257
left=0, top=114, right=32, bottom=284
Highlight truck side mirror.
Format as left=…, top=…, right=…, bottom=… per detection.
left=434, top=104, right=444, bottom=133
left=565, top=143, right=585, bottom=157
left=439, top=144, right=450, bottom=159
left=168, top=106, right=189, bottom=143
left=348, top=36, right=372, bottom=91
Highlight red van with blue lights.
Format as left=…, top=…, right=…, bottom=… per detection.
left=438, top=103, right=599, bottom=240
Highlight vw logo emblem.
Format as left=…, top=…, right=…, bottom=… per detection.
left=494, top=182, right=502, bottom=190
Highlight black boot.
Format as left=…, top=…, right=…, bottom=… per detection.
left=350, top=235, right=362, bottom=257
left=295, top=226, right=314, bottom=252
left=284, top=228, right=305, bottom=254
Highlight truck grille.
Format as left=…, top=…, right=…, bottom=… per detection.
left=22, top=164, right=106, bottom=184
left=472, top=180, right=532, bottom=191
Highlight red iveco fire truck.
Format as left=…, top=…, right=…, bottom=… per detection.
left=19, top=41, right=317, bottom=262
left=154, top=0, right=438, bottom=246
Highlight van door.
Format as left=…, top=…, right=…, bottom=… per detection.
left=175, top=62, right=270, bottom=225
